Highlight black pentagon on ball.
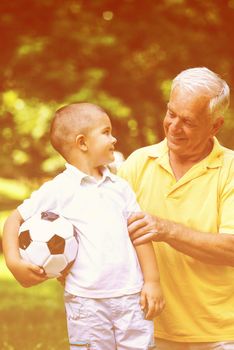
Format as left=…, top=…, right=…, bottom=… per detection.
left=41, top=211, right=59, bottom=222
left=47, top=234, right=65, bottom=254
left=19, top=230, right=32, bottom=250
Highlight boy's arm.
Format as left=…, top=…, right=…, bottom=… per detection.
left=3, top=209, right=47, bottom=287
left=119, top=180, right=165, bottom=319
left=135, top=242, right=165, bottom=320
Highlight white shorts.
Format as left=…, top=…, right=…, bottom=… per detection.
left=155, top=338, right=234, bottom=350
left=64, top=292, right=155, bottom=350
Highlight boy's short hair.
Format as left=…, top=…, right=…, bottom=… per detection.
left=50, top=103, right=106, bottom=160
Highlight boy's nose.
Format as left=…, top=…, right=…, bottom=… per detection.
left=112, top=136, right=117, bottom=144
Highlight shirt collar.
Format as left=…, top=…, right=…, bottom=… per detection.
left=65, top=163, right=116, bottom=185
left=203, top=137, right=223, bottom=169
left=146, top=138, right=168, bottom=158
left=145, top=137, right=223, bottom=169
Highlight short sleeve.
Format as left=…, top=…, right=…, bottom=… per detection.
left=218, top=176, right=234, bottom=234
left=18, top=179, right=58, bottom=221
left=120, top=180, right=141, bottom=219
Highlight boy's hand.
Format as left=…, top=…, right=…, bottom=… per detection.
left=8, top=258, right=48, bottom=288
left=140, top=281, right=165, bottom=320
left=57, top=264, right=72, bottom=286
left=57, top=272, right=68, bottom=286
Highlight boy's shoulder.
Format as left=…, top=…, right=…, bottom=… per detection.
left=36, top=167, right=75, bottom=194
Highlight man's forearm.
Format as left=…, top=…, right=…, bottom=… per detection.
left=128, top=212, right=234, bottom=266
left=157, top=218, right=234, bottom=266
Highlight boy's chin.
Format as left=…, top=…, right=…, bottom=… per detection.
left=106, top=156, right=115, bottom=164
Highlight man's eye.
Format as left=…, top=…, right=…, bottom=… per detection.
left=168, top=111, right=175, bottom=118
left=184, top=120, right=194, bottom=127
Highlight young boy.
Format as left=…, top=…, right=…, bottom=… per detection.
left=3, top=103, right=165, bottom=350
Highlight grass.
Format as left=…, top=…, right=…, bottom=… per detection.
left=0, top=255, right=70, bottom=350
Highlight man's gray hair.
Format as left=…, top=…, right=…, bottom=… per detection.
left=172, top=67, right=230, bottom=118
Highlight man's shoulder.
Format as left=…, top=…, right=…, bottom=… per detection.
left=127, top=141, right=165, bottom=162
left=216, top=146, right=234, bottom=193
left=111, top=173, right=133, bottom=188
left=221, top=145, right=234, bottom=159
left=220, top=146, right=234, bottom=169
left=118, top=141, right=165, bottom=187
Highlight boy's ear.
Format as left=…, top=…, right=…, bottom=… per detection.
left=75, top=134, right=88, bottom=151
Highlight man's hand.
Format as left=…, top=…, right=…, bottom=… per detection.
left=140, top=281, right=165, bottom=320
left=128, top=212, right=161, bottom=245
left=8, top=258, right=47, bottom=288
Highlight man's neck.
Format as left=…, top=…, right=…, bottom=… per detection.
left=169, top=140, right=214, bottom=181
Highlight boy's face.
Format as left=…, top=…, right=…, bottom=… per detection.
left=85, top=113, right=117, bottom=167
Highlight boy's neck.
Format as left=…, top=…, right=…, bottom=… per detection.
left=70, top=160, right=104, bottom=180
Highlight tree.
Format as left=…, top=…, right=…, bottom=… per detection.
left=1, top=0, right=234, bottom=179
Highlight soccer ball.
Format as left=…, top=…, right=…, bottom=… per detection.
left=18, top=211, right=79, bottom=278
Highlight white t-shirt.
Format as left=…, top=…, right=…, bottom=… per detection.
left=18, top=164, right=143, bottom=298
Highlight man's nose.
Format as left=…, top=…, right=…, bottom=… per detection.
left=170, top=117, right=182, bottom=130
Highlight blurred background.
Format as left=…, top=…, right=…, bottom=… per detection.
left=1, top=0, right=234, bottom=348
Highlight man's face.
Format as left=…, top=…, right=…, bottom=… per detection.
left=163, top=87, right=221, bottom=160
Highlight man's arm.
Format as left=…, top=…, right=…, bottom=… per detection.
left=3, top=209, right=47, bottom=287
left=128, top=212, right=234, bottom=266
left=135, top=242, right=165, bottom=319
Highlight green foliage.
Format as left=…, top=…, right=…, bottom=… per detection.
left=0, top=177, right=39, bottom=241
left=1, top=91, right=59, bottom=179
left=0, top=177, right=28, bottom=233
left=0, top=0, right=234, bottom=212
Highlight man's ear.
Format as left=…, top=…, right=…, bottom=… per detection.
left=212, top=116, right=224, bottom=136
left=75, top=134, right=88, bottom=151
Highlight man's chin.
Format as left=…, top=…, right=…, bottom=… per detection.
left=167, top=138, right=184, bottom=148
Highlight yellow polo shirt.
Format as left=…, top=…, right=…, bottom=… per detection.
left=118, top=138, right=234, bottom=342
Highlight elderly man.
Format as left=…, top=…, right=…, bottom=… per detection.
left=119, top=67, right=234, bottom=350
